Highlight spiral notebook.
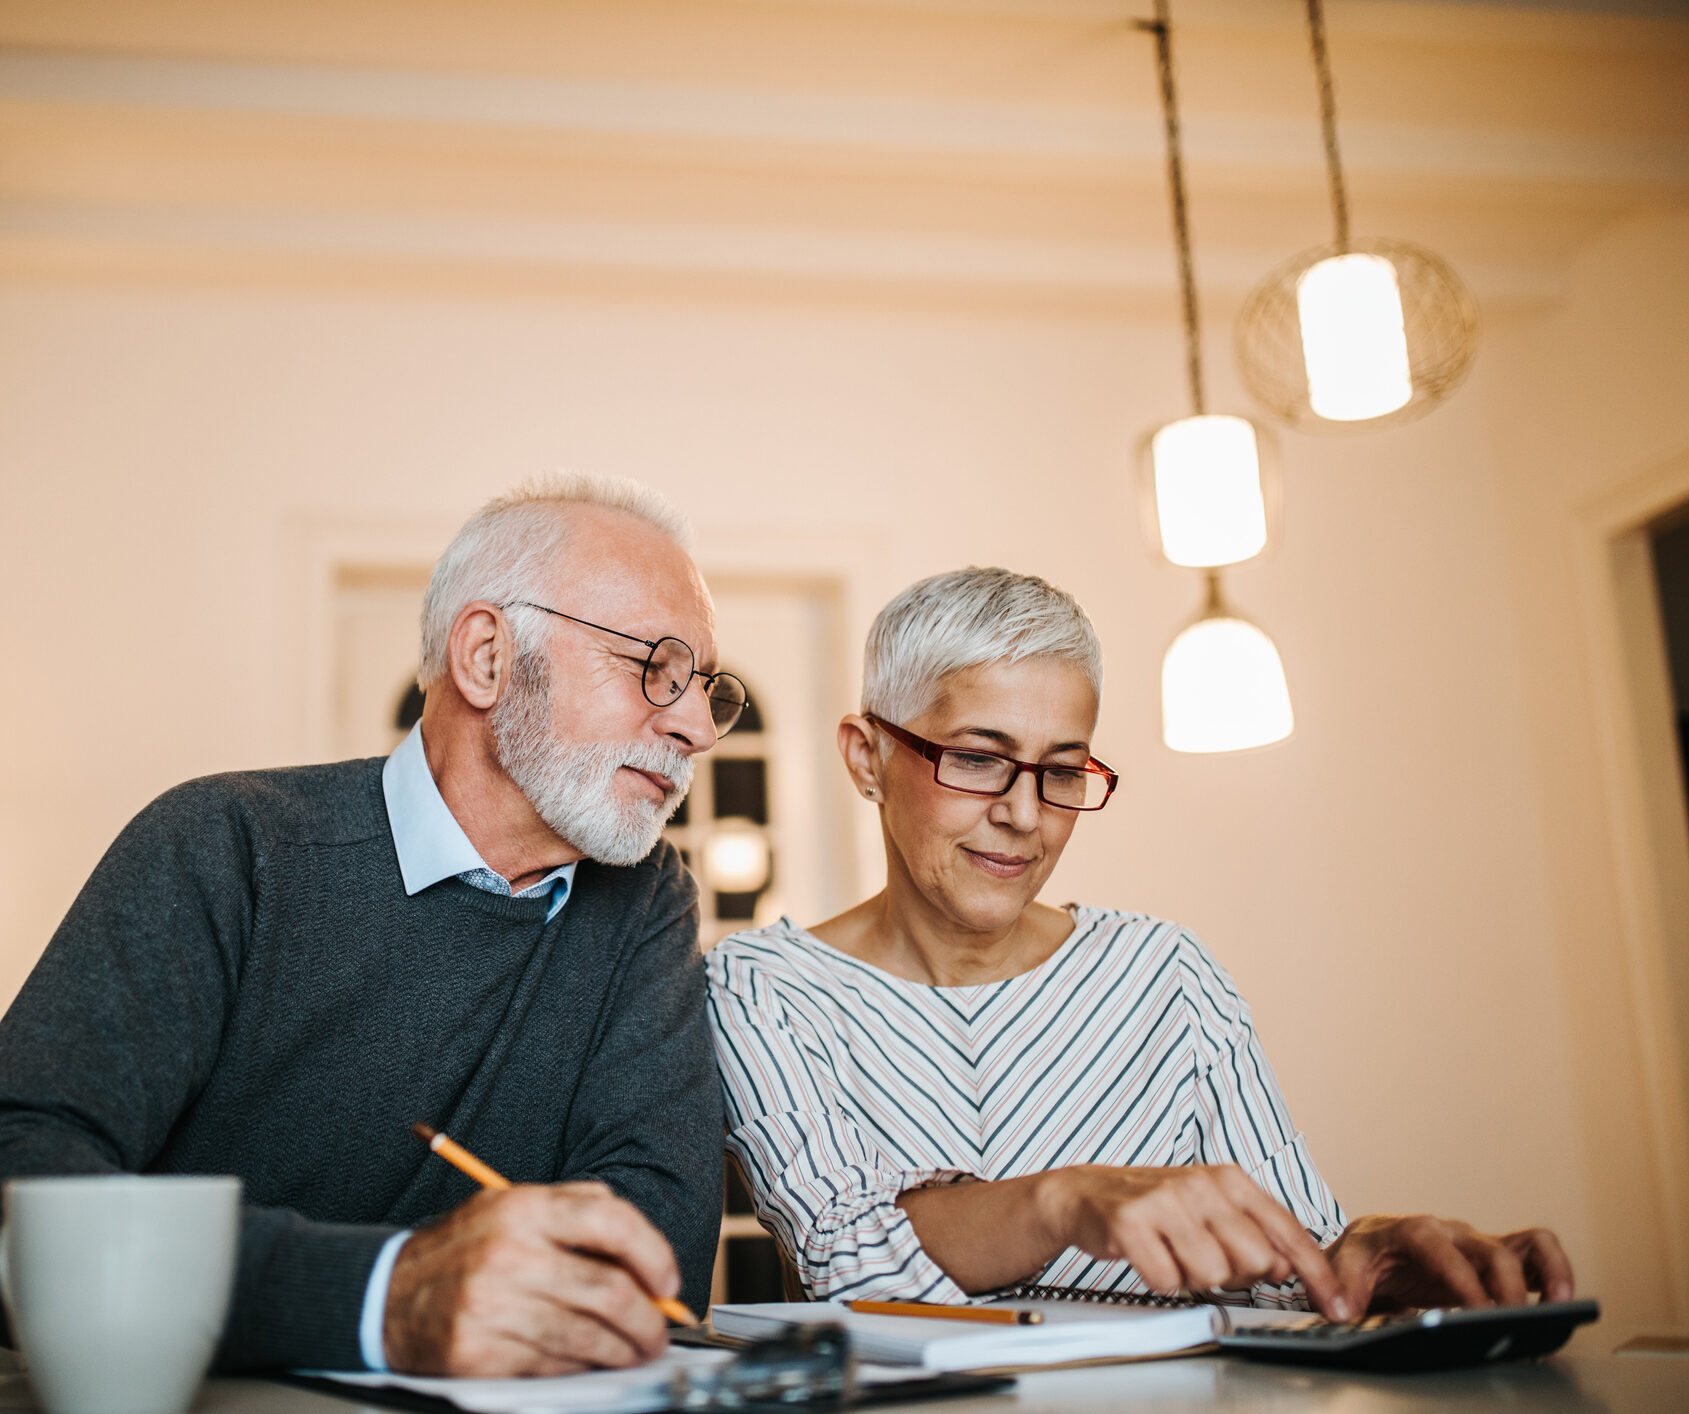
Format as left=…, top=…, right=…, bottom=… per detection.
left=709, top=1295, right=1223, bottom=1371
left=994, top=1282, right=1311, bottom=1332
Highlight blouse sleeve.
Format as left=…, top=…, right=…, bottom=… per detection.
left=707, top=945, right=973, bottom=1302
left=1177, top=930, right=1348, bottom=1307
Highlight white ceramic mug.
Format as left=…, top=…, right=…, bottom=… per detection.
left=1, top=1174, right=240, bottom=1414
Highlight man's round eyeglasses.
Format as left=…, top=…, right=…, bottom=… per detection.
left=866, top=713, right=1117, bottom=812
left=503, top=602, right=750, bottom=735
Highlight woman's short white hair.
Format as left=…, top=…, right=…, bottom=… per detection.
left=418, top=473, right=692, bottom=689
left=862, top=567, right=1103, bottom=726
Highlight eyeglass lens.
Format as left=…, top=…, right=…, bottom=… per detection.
left=704, top=675, right=749, bottom=731
left=935, top=750, right=1109, bottom=809
left=643, top=638, right=694, bottom=706
left=642, top=638, right=749, bottom=734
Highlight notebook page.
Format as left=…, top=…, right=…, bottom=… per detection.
left=311, top=1347, right=732, bottom=1414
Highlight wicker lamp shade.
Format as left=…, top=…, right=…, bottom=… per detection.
left=1235, top=235, right=1480, bottom=434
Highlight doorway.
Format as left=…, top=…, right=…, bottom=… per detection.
left=1650, top=513, right=1689, bottom=823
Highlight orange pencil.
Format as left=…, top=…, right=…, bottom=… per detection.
left=411, top=1122, right=698, bottom=1327
left=413, top=1122, right=512, bottom=1191
left=848, top=1300, right=1042, bottom=1325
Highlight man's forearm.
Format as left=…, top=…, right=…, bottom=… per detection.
left=217, top=1208, right=401, bottom=1372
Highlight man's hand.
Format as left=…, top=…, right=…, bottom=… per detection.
left=1326, top=1215, right=1575, bottom=1315
left=1042, top=1164, right=1355, bottom=1321
left=382, top=1182, right=683, bottom=1376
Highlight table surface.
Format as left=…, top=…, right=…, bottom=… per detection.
left=2, top=1353, right=1675, bottom=1414
left=0, top=1353, right=1682, bottom=1413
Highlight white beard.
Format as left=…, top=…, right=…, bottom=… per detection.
left=491, top=651, right=694, bottom=867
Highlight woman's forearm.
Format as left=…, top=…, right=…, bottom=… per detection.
left=895, top=1172, right=1070, bottom=1294
left=896, top=1163, right=1335, bottom=1301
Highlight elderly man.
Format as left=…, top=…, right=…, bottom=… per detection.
left=0, top=476, right=736, bottom=1375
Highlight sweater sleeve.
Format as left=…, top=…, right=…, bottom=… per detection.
left=706, top=945, right=972, bottom=1303
left=558, top=848, right=723, bottom=1317
left=1177, top=929, right=1347, bottom=1307
left=0, top=782, right=395, bottom=1372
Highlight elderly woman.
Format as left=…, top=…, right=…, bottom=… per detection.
left=707, top=567, right=1574, bottom=1319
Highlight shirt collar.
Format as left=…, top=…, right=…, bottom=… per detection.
left=382, top=723, right=577, bottom=906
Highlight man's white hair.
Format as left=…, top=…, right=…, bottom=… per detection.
left=419, top=473, right=693, bottom=689
left=862, top=567, right=1103, bottom=726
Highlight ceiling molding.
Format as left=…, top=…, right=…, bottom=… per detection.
left=1, top=8, right=1678, bottom=311
left=6, top=0, right=1686, bottom=61
left=0, top=199, right=1568, bottom=310
left=2, top=51, right=1683, bottom=192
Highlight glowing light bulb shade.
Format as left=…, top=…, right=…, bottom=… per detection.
left=1148, top=415, right=1268, bottom=569
left=1295, top=253, right=1412, bottom=422
left=701, top=819, right=771, bottom=893
left=1236, top=239, right=1472, bottom=432
left=1162, top=616, right=1294, bottom=754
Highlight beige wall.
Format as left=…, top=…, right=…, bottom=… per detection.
left=1486, top=209, right=1689, bottom=1338
left=2, top=0, right=1687, bottom=1344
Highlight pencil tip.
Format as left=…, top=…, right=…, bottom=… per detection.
left=412, top=1122, right=437, bottom=1142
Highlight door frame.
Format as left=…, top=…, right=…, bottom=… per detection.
left=1574, top=444, right=1689, bottom=1323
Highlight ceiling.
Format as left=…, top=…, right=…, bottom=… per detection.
left=1, top=0, right=1684, bottom=314
left=1437, top=0, right=1688, bottom=15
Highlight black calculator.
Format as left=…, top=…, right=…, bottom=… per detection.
left=1217, top=1299, right=1600, bottom=1372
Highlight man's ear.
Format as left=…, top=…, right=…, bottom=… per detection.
left=838, top=715, right=885, bottom=803
left=447, top=602, right=511, bottom=712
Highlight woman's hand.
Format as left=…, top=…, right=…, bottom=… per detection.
left=1038, top=1164, right=1354, bottom=1320
left=1324, top=1215, right=1574, bottom=1314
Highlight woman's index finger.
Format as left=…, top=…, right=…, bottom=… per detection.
left=1237, top=1185, right=1349, bottom=1319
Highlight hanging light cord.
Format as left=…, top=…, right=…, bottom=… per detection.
left=1138, top=0, right=1204, bottom=417
left=1307, top=0, right=1351, bottom=251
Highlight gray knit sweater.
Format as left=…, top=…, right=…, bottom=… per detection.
left=0, top=758, right=722, bottom=1371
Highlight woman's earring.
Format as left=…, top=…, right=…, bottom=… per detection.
left=864, top=788, right=878, bottom=800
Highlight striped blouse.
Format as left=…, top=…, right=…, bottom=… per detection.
left=706, top=906, right=1346, bottom=1306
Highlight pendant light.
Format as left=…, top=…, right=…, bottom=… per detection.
left=1235, top=0, right=1478, bottom=432
left=1137, top=0, right=1274, bottom=572
left=1144, top=413, right=1274, bottom=569
left=1162, top=576, right=1295, bottom=755
left=1136, top=1, right=1294, bottom=753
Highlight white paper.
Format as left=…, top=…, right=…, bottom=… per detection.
left=306, top=1349, right=964, bottom=1412
left=308, top=1347, right=733, bottom=1414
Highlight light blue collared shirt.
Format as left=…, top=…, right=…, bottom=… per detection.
left=382, top=723, right=577, bottom=921
left=359, top=724, right=579, bottom=1370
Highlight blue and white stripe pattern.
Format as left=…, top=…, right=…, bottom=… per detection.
left=706, top=906, right=1346, bottom=1307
